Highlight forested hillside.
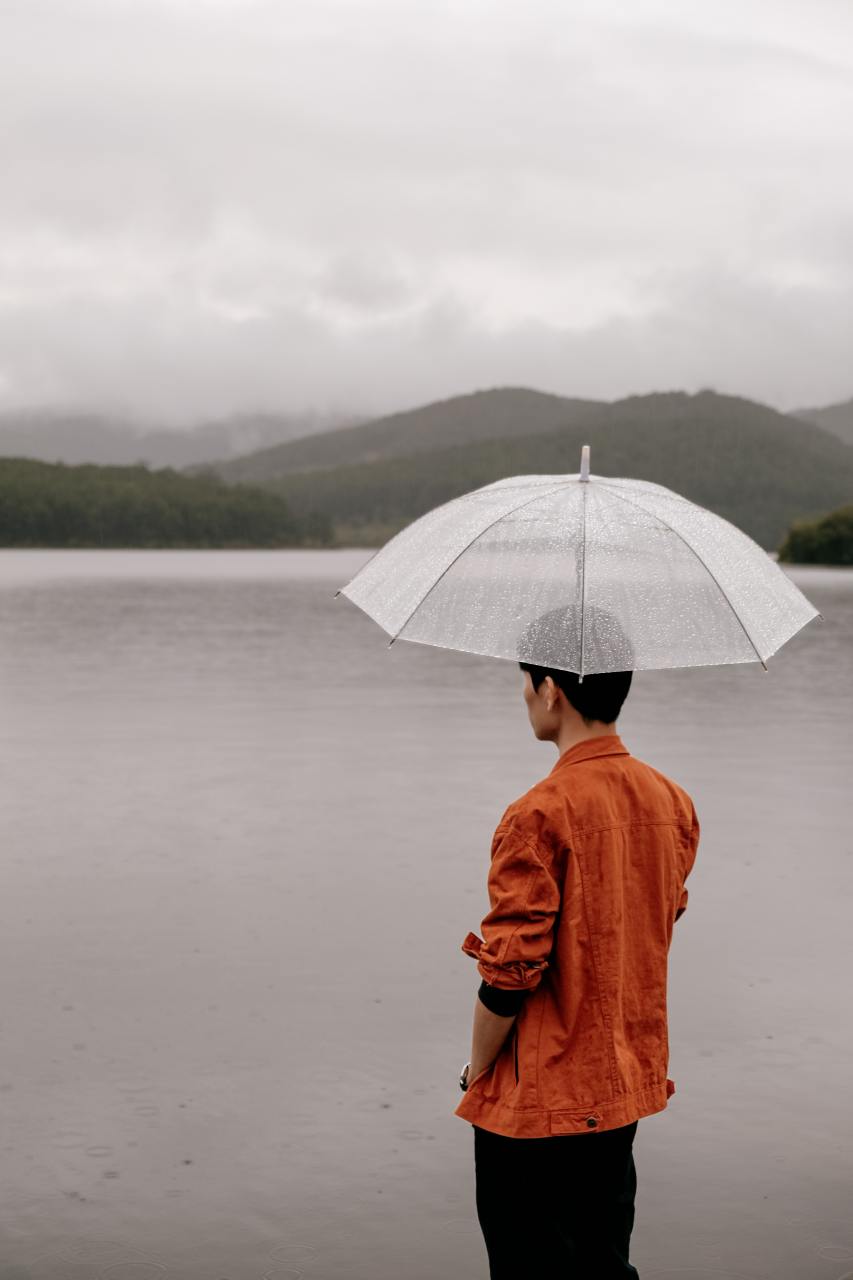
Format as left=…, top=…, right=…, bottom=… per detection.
left=211, top=390, right=853, bottom=551
left=0, top=458, right=331, bottom=547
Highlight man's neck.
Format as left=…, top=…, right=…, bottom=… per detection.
left=555, top=721, right=618, bottom=759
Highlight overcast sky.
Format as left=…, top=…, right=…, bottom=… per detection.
left=1, top=0, right=852, bottom=424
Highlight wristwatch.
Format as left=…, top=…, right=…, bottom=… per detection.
left=459, top=1062, right=470, bottom=1092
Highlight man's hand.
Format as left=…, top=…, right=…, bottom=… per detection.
left=469, top=994, right=518, bottom=1081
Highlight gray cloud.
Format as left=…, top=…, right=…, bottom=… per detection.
left=0, top=0, right=851, bottom=421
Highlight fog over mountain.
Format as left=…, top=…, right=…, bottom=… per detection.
left=1, top=388, right=851, bottom=470
left=0, top=410, right=358, bottom=467
left=1, top=0, right=852, bottom=423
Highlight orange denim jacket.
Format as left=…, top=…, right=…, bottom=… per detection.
left=454, top=733, right=699, bottom=1138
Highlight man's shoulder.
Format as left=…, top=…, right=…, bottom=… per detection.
left=526, top=750, right=696, bottom=827
left=496, top=752, right=697, bottom=846
left=495, top=776, right=572, bottom=849
left=621, top=753, right=697, bottom=814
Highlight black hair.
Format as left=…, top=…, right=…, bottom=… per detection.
left=516, top=603, right=634, bottom=724
left=518, top=662, right=632, bottom=725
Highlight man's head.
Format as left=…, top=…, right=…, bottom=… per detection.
left=518, top=663, right=632, bottom=741
left=516, top=604, right=634, bottom=743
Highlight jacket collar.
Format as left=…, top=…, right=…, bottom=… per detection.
left=548, top=733, right=629, bottom=775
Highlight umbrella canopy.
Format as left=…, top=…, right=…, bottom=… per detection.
left=335, top=446, right=820, bottom=676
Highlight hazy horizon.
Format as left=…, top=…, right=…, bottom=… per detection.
left=0, top=382, right=849, bottom=436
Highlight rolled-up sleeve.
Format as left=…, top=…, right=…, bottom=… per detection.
left=462, top=814, right=562, bottom=993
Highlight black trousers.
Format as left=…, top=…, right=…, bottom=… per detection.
left=473, top=1120, right=640, bottom=1279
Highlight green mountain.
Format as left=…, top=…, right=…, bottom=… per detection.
left=205, top=387, right=607, bottom=482
left=793, top=398, right=853, bottom=447
left=211, top=389, right=853, bottom=551
left=0, top=457, right=331, bottom=547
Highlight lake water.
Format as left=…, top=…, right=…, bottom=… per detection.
left=0, top=549, right=851, bottom=1280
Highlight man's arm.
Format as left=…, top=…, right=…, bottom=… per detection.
left=467, top=980, right=527, bottom=1079
left=461, top=813, right=560, bottom=1081
left=468, top=998, right=518, bottom=1080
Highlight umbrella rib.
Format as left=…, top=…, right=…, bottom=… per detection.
left=595, top=482, right=769, bottom=669
left=387, top=479, right=577, bottom=645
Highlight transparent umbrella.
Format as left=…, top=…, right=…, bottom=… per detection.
left=334, top=446, right=821, bottom=677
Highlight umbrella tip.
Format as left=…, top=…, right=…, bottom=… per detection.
left=580, top=444, right=590, bottom=482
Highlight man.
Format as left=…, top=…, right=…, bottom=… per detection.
left=454, top=608, right=699, bottom=1278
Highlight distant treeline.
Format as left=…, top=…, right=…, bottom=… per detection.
left=0, top=458, right=332, bottom=547
left=778, top=505, right=853, bottom=566
left=2, top=451, right=849, bottom=563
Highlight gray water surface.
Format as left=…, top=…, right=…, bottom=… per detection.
left=0, top=550, right=850, bottom=1280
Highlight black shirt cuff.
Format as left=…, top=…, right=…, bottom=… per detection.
left=477, top=979, right=528, bottom=1016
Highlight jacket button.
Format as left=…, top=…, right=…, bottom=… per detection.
left=586, top=1117, right=598, bottom=1128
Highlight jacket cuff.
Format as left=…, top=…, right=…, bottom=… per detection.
left=460, top=932, right=548, bottom=992
left=461, top=931, right=484, bottom=960
left=476, top=957, right=548, bottom=991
